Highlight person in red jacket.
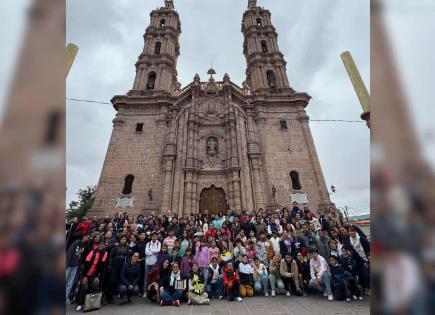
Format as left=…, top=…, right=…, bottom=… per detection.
left=75, top=217, right=93, bottom=239
left=204, top=223, right=217, bottom=239
left=223, top=261, right=242, bottom=302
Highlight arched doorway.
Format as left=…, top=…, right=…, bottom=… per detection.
left=199, top=185, right=228, bottom=214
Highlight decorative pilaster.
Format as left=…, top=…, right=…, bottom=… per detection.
left=246, top=107, right=265, bottom=210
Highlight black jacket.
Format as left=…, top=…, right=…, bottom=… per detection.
left=82, top=249, right=108, bottom=278
left=66, top=239, right=83, bottom=267
left=134, top=240, right=147, bottom=259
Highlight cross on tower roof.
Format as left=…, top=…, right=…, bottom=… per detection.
left=165, top=0, right=174, bottom=9
left=248, top=0, right=257, bottom=8
left=207, top=68, right=216, bottom=80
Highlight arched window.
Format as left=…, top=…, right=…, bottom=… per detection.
left=160, top=19, right=166, bottom=27
left=266, top=70, right=276, bottom=88
left=261, top=40, right=268, bottom=53
left=290, top=171, right=302, bottom=190
left=256, top=18, right=262, bottom=26
left=146, top=72, right=156, bottom=90
left=122, top=175, right=134, bottom=194
left=154, top=41, right=161, bottom=54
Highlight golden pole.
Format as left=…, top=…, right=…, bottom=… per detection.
left=66, top=43, right=79, bottom=78
left=341, top=51, right=370, bottom=127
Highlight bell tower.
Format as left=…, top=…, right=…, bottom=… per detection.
left=131, top=0, right=181, bottom=94
left=242, top=0, right=293, bottom=94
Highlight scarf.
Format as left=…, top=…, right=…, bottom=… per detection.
left=170, top=270, right=181, bottom=286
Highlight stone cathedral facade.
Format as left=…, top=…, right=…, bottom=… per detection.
left=89, top=0, right=333, bottom=217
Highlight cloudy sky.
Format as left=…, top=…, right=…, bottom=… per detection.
left=64, top=0, right=370, bottom=215
left=1, top=1, right=434, bottom=216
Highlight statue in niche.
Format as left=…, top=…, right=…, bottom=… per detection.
left=206, top=137, right=218, bottom=157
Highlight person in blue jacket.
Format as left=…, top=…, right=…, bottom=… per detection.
left=329, top=255, right=362, bottom=302
left=118, top=252, right=141, bottom=305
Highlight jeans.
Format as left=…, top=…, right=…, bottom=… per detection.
left=255, top=277, right=269, bottom=293
left=269, top=274, right=285, bottom=292
left=66, top=266, right=78, bottom=299
left=206, top=280, right=224, bottom=298
left=160, top=289, right=184, bottom=304
left=118, top=284, right=140, bottom=298
left=144, top=264, right=155, bottom=291
left=309, top=273, right=332, bottom=295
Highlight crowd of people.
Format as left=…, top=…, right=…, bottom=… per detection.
left=66, top=202, right=370, bottom=311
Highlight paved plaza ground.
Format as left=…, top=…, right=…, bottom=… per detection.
left=67, top=294, right=370, bottom=315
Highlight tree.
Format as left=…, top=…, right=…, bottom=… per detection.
left=66, top=185, right=96, bottom=219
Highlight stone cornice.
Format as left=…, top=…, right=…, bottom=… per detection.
left=251, top=92, right=311, bottom=108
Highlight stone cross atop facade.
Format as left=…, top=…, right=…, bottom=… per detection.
left=248, top=0, right=257, bottom=9
left=207, top=68, right=216, bottom=81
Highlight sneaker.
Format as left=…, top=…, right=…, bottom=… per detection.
left=286, top=291, right=291, bottom=297
left=271, top=290, right=276, bottom=297
left=358, top=296, right=363, bottom=300
left=346, top=298, right=351, bottom=302
left=173, top=300, right=180, bottom=307
left=142, top=292, right=147, bottom=299
left=328, top=295, right=333, bottom=301
left=187, top=299, right=191, bottom=305
left=303, top=290, right=309, bottom=297
left=352, top=295, right=358, bottom=300
left=160, top=300, right=166, bottom=307
left=218, top=295, right=223, bottom=299
left=323, top=292, right=328, bottom=297
left=76, top=305, right=82, bottom=312
left=265, top=292, right=269, bottom=297
left=236, top=297, right=243, bottom=302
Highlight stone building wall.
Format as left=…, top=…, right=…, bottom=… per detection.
left=91, top=107, right=167, bottom=217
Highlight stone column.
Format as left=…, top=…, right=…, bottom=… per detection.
left=161, top=158, right=174, bottom=211
left=246, top=108, right=265, bottom=210
left=161, top=114, right=176, bottom=211
left=239, top=115, right=254, bottom=210
left=184, top=174, right=193, bottom=213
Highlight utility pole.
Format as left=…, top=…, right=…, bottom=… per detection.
left=66, top=43, right=79, bottom=78
left=341, top=51, right=370, bottom=128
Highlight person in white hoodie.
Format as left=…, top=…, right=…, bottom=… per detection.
left=308, top=249, right=333, bottom=301
left=269, top=230, right=281, bottom=255
left=144, top=232, right=161, bottom=297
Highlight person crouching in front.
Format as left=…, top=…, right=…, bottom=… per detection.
left=187, top=262, right=210, bottom=305
left=238, top=255, right=254, bottom=298
left=159, top=261, right=186, bottom=306
left=118, top=252, right=141, bottom=305
left=280, top=253, right=303, bottom=296
left=223, top=262, right=242, bottom=302
left=206, top=257, right=224, bottom=299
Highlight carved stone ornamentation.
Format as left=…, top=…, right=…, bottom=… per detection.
left=206, top=136, right=218, bottom=157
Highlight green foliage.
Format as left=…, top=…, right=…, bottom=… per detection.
left=66, top=185, right=96, bottom=219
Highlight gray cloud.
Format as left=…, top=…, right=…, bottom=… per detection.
left=66, top=0, right=370, bottom=213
